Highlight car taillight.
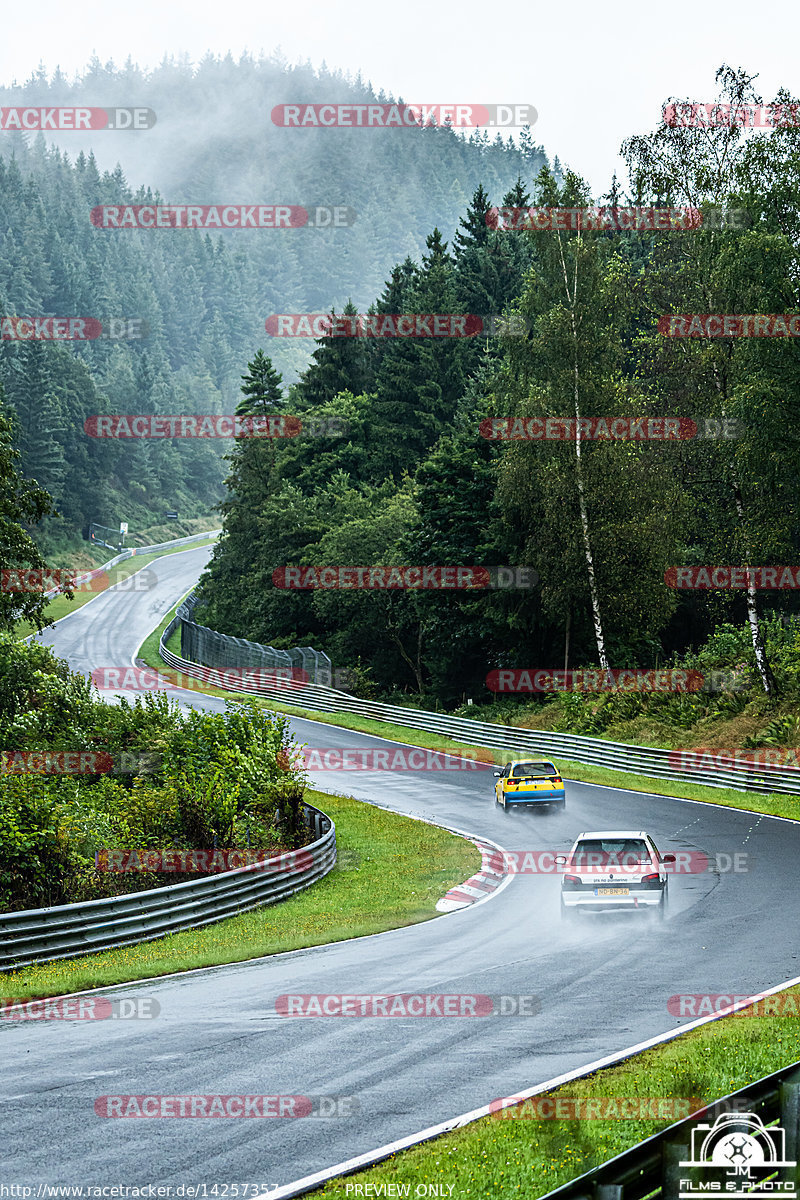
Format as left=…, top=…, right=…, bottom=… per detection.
left=552, top=776, right=562, bottom=783
left=563, top=874, right=582, bottom=890
left=641, top=872, right=661, bottom=888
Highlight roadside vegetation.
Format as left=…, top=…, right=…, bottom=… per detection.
left=0, top=787, right=479, bottom=1000
left=0, top=634, right=317, bottom=914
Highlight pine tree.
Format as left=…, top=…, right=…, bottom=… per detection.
left=453, top=184, right=493, bottom=255
left=294, top=302, right=371, bottom=409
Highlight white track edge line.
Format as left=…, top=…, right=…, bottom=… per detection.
left=264, top=968, right=800, bottom=1199
left=27, top=539, right=218, bottom=638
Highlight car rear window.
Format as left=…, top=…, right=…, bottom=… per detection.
left=510, top=762, right=557, bottom=778
left=571, top=839, right=652, bottom=867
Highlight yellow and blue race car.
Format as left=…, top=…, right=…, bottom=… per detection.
left=494, top=758, right=565, bottom=810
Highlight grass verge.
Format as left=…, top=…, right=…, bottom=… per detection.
left=316, top=985, right=800, bottom=1197
left=17, top=535, right=219, bottom=640
left=0, top=789, right=479, bottom=1002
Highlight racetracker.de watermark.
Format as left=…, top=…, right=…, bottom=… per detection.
left=486, top=206, right=748, bottom=232
left=492, top=850, right=748, bottom=874
left=660, top=314, right=800, bottom=337
left=95, top=848, right=313, bottom=873
left=1, top=996, right=159, bottom=1019
left=274, top=993, right=540, bottom=1016
left=668, top=992, right=800, bottom=1017
left=1, top=751, right=162, bottom=776
left=90, top=206, right=355, bottom=229
left=264, top=313, right=526, bottom=337
left=270, top=103, right=536, bottom=128
left=297, top=747, right=493, bottom=770
left=0, top=106, right=155, bottom=131
left=668, top=749, right=800, bottom=771
left=665, top=566, right=800, bottom=589
left=84, top=415, right=349, bottom=438
left=663, top=101, right=800, bottom=128
left=485, top=668, right=720, bottom=692
left=272, top=566, right=537, bottom=589
left=94, top=1095, right=358, bottom=1118
left=91, top=667, right=309, bottom=692
left=490, top=1095, right=704, bottom=1119
left=1, top=566, right=157, bottom=594
left=478, top=417, right=741, bottom=440
left=1, top=317, right=147, bottom=340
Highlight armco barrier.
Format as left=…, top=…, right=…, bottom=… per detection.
left=535, top=1059, right=800, bottom=1200
left=0, top=804, right=334, bottom=971
left=157, top=618, right=800, bottom=797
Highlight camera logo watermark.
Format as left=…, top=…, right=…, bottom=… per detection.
left=0, top=107, right=156, bottom=131
left=91, top=666, right=309, bottom=692
left=666, top=566, right=800, bottom=589
left=490, top=1095, right=703, bottom=1119
left=95, top=848, right=313, bottom=873
left=94, top=1095, right=358, bottom=1118
left=660, top=314, right=800, bottom=337
left=679, top=1111, right=795, bottom=1200
left=273, top=566, right=537, bottom=590
left=664, top=101, right=800, bottom=128
left=271, top=103, right=536, bottom=128
left=274, top=994, right=539, bottom=1016
left=264, top=313, right=524, bottom=337
left=90, top=206, right=355, bottom=230
left=486, top=668, right=711, bottom=693
left=1, top=996, right=159, bottom=1019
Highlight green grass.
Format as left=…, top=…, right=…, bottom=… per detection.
left=316, top=985, right=800, bottom=1197
left=0, top=789, right=479, bottom=1002
left=17, top=535, right=219, bottom=640
left=137, top=613, right=800, bottom=821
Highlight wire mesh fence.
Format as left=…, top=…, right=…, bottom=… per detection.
left=176, top=593, right=332, bottom=685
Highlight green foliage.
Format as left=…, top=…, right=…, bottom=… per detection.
left=0, top=775, right=76, bottom=911
left=0, top=645, right=306, bottom=912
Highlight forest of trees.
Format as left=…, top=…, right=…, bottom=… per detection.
left=3, top=57, right=800, bottom=712
left=0, top=54, right=547, bottom=552
left=197, top=67, right=800, bottom=707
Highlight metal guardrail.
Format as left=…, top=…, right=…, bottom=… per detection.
left=0, top=804, right=335, bottom=971
left=157, top=622, right=800, bottom=797
left=537, top=1059, right=800, bottom=1200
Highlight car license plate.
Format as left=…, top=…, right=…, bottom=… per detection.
left=595, top=887, right=629, bottom=896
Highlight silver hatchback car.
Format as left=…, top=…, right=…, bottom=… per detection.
left=557, top=829, right=675, bottom=919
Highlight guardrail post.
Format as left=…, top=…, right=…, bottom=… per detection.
left=663, top=1142, right=690, bottom=1200
left=780, top=1081, right=800, bottom=1181
left=594, top=1185, right=622, bottom=1200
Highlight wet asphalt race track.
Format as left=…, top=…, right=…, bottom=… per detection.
left=4, top=546, right=800, bottom=1190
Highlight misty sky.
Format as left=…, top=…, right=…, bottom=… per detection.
left=3, top=0, right=799, bottom=194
